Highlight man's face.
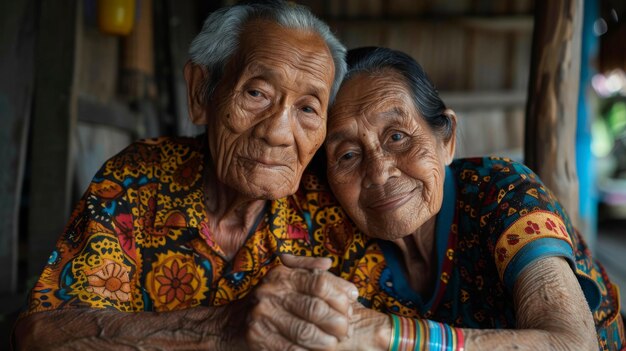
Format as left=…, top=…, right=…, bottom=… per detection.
left=201, top=20, right=335, bottom=200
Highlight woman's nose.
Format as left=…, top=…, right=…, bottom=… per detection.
left=363, top=154, right=398, bottom=188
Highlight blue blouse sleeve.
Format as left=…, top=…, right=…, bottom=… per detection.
left=482, top=159, right=602, bottom=311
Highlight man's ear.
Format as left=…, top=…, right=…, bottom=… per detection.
left=442, top=108, right=457, bottom=165
left=184, top=61, right=210, bottom=125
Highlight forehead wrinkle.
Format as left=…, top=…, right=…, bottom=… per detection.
left=237, top=19, right=333, bottom=98
left=243, top=53, right=330, bottom=100
left=374, top=107, right=413, bottom=128
left=326, top=113, right=358, bottom=146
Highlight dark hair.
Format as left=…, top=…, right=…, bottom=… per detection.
left=343, top=47, right=454, bottom=142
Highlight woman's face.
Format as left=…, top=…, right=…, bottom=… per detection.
left=326, top=71, right=455, bottom=240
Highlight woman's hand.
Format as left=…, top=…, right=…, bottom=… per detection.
left=336, top=302, right=392, bottom=351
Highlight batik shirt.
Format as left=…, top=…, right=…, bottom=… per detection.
left=24, top=135, right=365, bottom=314
left=340, top=157, right=624, bottom=351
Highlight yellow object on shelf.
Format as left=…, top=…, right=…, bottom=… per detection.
left=97, top=0, right=135, bottom=36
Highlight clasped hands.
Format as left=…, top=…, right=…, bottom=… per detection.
left=244, top=254, right=389, bottom=351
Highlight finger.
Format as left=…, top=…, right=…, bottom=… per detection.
left=288, top=268, right=359, bottom=312
left=247, top=318, right=308, bottom=351
left=280, top=254, right=332, bottom=271
left=281, top=291, right=350, bottom=339
left=251, top=292, right=340, bottom=350
left=266, top=260, right=359, bottom=306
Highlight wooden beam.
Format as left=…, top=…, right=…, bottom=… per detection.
left=524, top=0, right=583, bottom=228
left=27, top=0, right=80, bottom=277
left=440, top=90, right=526, bottom=109
left=0, top=0, right=36, bottom=293
left=77, top=94, right=137, bottom=132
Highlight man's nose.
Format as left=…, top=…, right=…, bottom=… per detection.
left=253, top=105, right=295, bottom=147
left=363, top=154, right=398, bottom=188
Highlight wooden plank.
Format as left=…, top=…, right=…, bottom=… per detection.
left=386, top=0, right=429, bottom=16
left=345, top=0, right=382, bottom=17
left=166, top=0, right=204, bottom=136
left=121, top=0, right=156, bottom=101
left=524, top=0, right=583, bottom=228
left=459, top=16, right=533, bottom=32
left=440, top=90, right=526, bottom=109
left=330, top=21, right=387, bottom=49
left=74, top=123, right=132, bottom=196
left=27, top=0, right=80, bottom=277
left=511, top=32, right=533, bottom=91
left=0, top=0, right=36, bottom=293
left=77, top=26, right=118, bottom=101
left=77, top=94, right=137, bottom=132
left=469, top=29, right=508, bottom=90
left=386, top=22, right=466, bottom=91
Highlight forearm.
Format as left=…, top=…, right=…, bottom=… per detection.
left=380, top=318, right=594, bottom=351
left=382, top=257, right=597, bottom=351
left=462, top=327, right=591, bottom=351
left=14, top=305, right=248, bottom=351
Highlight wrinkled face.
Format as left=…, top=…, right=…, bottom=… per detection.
left=326, top=71, right=454, bottom=240
left=203, top=20, right=334, bottom=199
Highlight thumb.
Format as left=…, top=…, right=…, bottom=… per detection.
left=279, top=254, right=332, bottom=270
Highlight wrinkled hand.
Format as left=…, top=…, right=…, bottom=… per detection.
left=245, top=254, right=359, bottom=351
left=337, top=302, right=391, bottom=351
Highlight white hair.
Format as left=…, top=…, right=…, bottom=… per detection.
left=188, top=0, right=346, bottom=103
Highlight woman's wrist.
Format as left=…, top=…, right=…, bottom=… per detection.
left=388, top=314, right=464, bottom=351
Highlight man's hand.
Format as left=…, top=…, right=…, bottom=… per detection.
left=245, top=255, right=359, bottom=351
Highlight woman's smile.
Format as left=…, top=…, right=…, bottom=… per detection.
left=364, top=186, right=420, bottom=212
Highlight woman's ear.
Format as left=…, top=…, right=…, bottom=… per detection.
left=184, top=61, right=210, bottom=125
left=442, top=108, right=457, bottom=165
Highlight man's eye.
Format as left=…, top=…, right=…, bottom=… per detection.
left=301, top=106, right=315, bottom=114
left=391, top=133, right=404, bottom=141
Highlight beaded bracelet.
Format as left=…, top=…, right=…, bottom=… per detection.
left=389, top=314, right=464, bottom=351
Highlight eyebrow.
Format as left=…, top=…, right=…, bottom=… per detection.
left=326, top=129, right=354, bottom=146
left=247, top=63, right=328, bottom=101
left=327, top=107, right=410, bottom=143
left=380, top=107, right=409, bottom=121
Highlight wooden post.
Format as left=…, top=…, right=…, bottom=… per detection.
left=121, top=0, right=156, bottom=101
left=0, top=0, right=36, bottom=294
left=524, top=0, right=583, bottom=229
left=27, top=0, right=80, bottom=277
left=164, top=0, right=203, bottom=136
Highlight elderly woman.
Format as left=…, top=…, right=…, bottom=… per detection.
left=321, top=47, right=625, bottom=350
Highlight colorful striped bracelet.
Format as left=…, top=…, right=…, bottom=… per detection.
left=389, top=314, right=465, bottom=351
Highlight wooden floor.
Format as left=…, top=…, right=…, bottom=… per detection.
left=596, top=219, right=626, bottom=315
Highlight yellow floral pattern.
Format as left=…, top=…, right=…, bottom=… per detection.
left=23, top=135, right=353, bottom=314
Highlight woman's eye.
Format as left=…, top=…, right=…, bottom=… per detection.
left=247, top=90, right=262, bottom=98
left=340, top=151, right=355, bottom=161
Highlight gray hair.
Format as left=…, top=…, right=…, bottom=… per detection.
left=188, top=0, right=346, bottom=104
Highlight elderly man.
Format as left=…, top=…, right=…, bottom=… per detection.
left=14, top=1, right=359, bottom=350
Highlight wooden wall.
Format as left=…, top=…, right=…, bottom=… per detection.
left=300, top=0, right=535, bottom=159
left=9, top=0, right=539, bottom=290
left=0, top=0, right=36, bottom=294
